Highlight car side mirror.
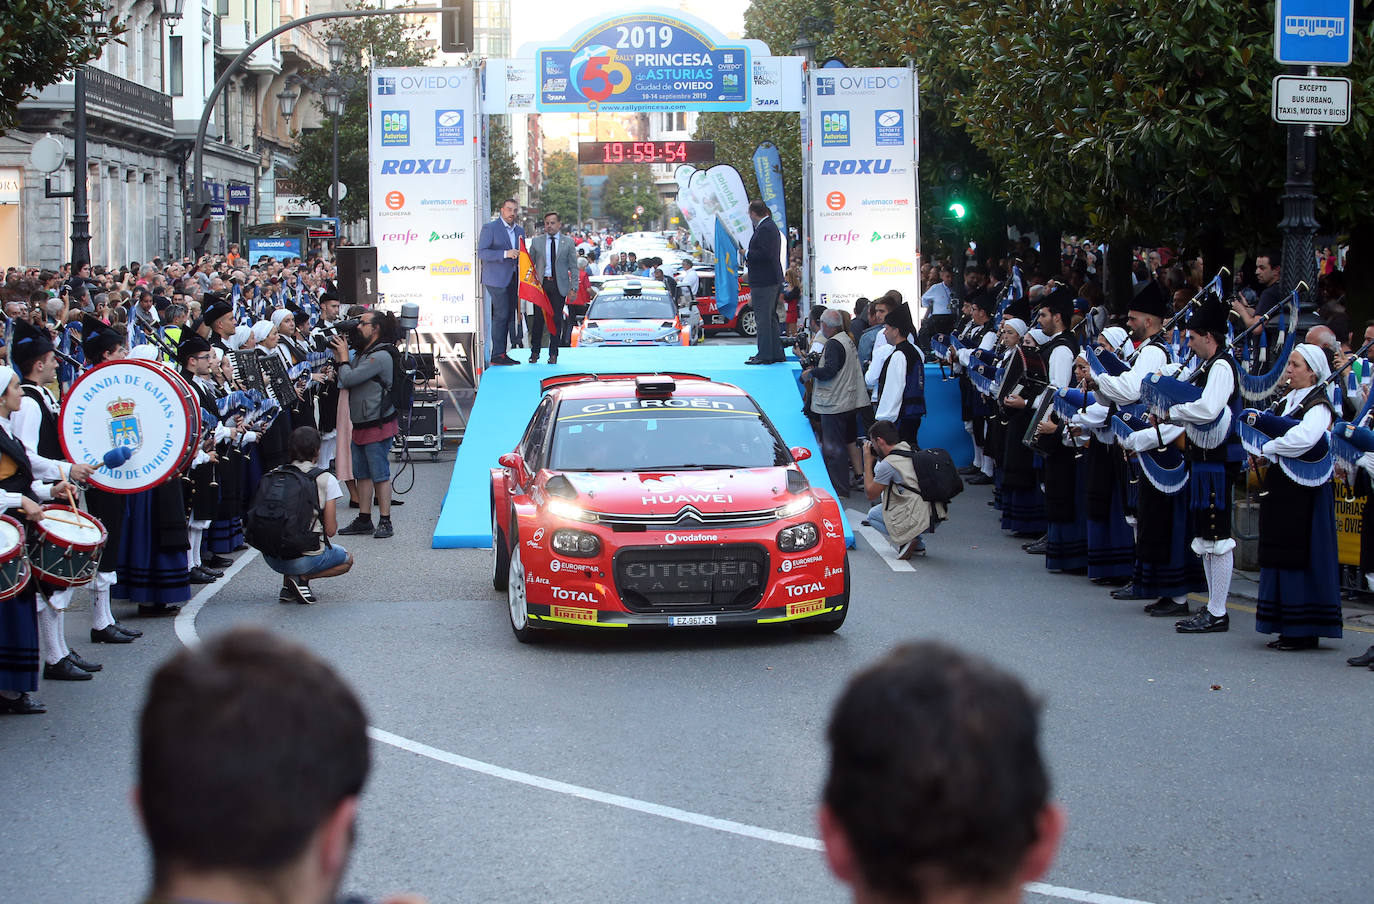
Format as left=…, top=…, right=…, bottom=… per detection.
left=498, top=452, right=528, bottom=484
left=790, top=446, right=812, bottom=462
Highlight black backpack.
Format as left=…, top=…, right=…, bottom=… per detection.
left=890, top=448, right=964, bottom=504
left=374, top=345, right=414, bottom=417
left=244, top=466, right=329, bottom=559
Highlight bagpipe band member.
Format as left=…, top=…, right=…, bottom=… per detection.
left=1142, top=294, right=1243, bottom=635
left=1248, top=344, right=1342, bottom=650
left=874, top=304, right=926, bottom=448
left=1030, top=286, right=1086, bottom=573
left=995, top=317, right=1047, bottom=535
left=1068, top=328, right=1134, bottom=585
left=954, top=296, right=998, bottom=481
left=0, top=363, right=78, bottom=713
left=178, top=332, right=228, bottom=585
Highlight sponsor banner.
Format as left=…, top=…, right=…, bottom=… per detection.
left=809, top=68, right=919, bottom=315
left=369, top=66, right=479, bottom=332
left=752, top=142, right=787, bottom=238
left=675, top=164, right=751, bottom=252
left=748, top=56, right=805, bottom=111
left=534, top=12, right=759, bottom=112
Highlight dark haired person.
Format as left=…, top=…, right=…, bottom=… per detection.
left=873, top=304, right=925, bottom=448
left=528, top=211, right=576, bottom=361
left=333, top=310, right=398, bottom=539
left=820, top=642, right=1064, bottom=904
left=263, top=426, right=353, bottom=604
left=744, top=199, right=784, bottom=365
left=137, top=627, right=425, bottom=904
left=862, top=419, right=934, bottom=558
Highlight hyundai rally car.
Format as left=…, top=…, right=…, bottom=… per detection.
left=571, top=278, right=698, bottom=347
left=490, top=374, right=849, bottom=641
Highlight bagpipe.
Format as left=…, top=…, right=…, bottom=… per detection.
left=1236, top=285, right=1301, bottom=402
left=969, top=350, right=1000, bottom=397
left=1082, top=342, right=1131, bottom=378
left=1051, top=387, right=1096, bottom=423
left=1238, top=408, right=1332, bottom=487
left=1331, top=420, right=1374, bottom=481
left=1111, top=405, right=1190, bottom=494
left=929, top=332, right=966, bottom=381
left=1138, top=370, right=1234, bottom=450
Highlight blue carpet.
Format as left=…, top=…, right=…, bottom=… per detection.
left=432, top=347, right=970, bottom=548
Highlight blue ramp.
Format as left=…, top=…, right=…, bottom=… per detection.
left=433, top=345, right=855, bottom=548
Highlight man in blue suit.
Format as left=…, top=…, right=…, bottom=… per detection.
left=744, top=199, right=785, bottom=365
left=477, top=198, right=525, bottom=366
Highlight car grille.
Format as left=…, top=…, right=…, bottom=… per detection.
left=596, top=507, right=777, bottom=531
left=614, top=544, right=769, bottom=613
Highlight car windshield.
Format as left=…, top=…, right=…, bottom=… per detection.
left=588, top=293, right=676, bottom=321
left=550, top=394, right=790, bottom=471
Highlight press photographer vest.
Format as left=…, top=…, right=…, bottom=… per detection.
left=810, top=332, right=869, bottom=415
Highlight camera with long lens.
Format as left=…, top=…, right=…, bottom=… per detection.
left=313, top=318, right=362, bottom=354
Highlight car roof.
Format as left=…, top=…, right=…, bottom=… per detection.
left=546, top=375, right=750, bottom=401
left=594, top=279, right=671, bottom=295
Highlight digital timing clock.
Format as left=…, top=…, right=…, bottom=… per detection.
left=576, top=141, right=716, bottom=165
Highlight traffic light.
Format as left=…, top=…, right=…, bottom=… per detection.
left=441, top=0, right=474, bottom=53
left=192, top=202, right=214, bottom=254
left=947, top=200, right=967, bottom=220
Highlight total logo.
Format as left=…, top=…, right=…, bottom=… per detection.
left=820, top=158, right=894, bottom=175
left=385, top=191, right=405, bottom=210
left=379, top=158, right=455, bottom=175
left=786, top=582, right=825, bottom=597
left=871, top=230, right=908, bottom=242
left=823, top=229, right=862, bottom=245
left=430, top=259, right=472, bottom=276
left=779, top=554, right=823, bottom=573
left=551, top=587, right=598, bottom=603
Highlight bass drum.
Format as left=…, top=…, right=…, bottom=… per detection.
left=0, top=514, right=30, bottom=601
left=59, top=359, right=202, bottom=494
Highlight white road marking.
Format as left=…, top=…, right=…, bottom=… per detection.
left=176, top=548, right=1159, bottom=904
left=853, top=523, right=915, bottom=571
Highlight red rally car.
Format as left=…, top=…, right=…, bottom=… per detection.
left=490, top=373, right=850, bottom=642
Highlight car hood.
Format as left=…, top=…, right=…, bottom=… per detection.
left=562, top=468, right=800, bottom=515
left=583, top=318, right=677, bottom=339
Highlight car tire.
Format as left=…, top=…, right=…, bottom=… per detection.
left=737, top=305, right=757, bottom=338
left=800, top=553, right=849, bottom=634
left=491, top=502, right=509, bottom=591
left=507, top=542, right=546, bottom=643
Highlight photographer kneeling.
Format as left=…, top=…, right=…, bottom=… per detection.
left=256, top=427, right=353, bottom=604
left=331, top=310, right=399, bottom=540
left=863, top=420, right=933, bottom=560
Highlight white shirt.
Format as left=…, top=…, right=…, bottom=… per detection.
left=12, top=386, right=70, bottom=481
left=865, top=330, right=917, bottom=395
left=679, top=268, right=700, bottom=295
left=1095, top=339, right=1170, bottom=406
left=920, top=282, right=956, bottom=316
left=1261, top=386, right=1332, bottom=460
left=955, top=325, right=996, bottom=368
left=0, top=416, right=55, bottom=512
left=875, top=346, right=920, bottom=422
left=1124, top=355, right=1235, bottom=451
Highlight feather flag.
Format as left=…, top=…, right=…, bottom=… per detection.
left=713, top=216, right=740, bottom=320
left=517, top=236, right=556, bottom=334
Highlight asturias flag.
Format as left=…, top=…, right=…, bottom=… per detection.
left=517, top=236, right=556, bottom=334
left=713, top=216, right=740, bottom=320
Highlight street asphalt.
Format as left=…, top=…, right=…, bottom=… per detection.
left=2, top=395, right=1372, bottom=902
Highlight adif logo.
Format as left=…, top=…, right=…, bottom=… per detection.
left=379, top=158, right=453, bottom=175
left=820, top=159, right=892, bottom=175
left=823, top=230, right=861, bottom=245
left=871, top=230, right=908, bottom=242
left=429, top=230, right=464, bottom=242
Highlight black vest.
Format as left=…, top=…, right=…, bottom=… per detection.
left=1184, top=351, right=1244, bottom=461
left=0, top=427, right=37, bottom=508
left=1037, top=331, right=1080, bottom=390
left=878, top=342, right=926, bottom=419
left=20, top=383, right=62, bottom=462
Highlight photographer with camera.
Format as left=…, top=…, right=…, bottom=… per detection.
left=331, top=310, right=399, bottom=540
left=801, top=308, right=870, bottom=498
left=863, top=420, right=936, bottom=559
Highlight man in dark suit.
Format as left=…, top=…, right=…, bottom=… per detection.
left=528, top=211, right=579, bottom=362
left=744, top=199, right=784, bottom=364
left=476, top=198, right=525, bottom=366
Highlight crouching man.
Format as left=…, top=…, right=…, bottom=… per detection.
left=862, top=419, right=933, bottom=559
left=259, top=426, right=354, bottom=604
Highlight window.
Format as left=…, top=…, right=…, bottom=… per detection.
left=169, top=36, right=183, bottom=96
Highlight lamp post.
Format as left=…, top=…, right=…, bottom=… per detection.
left=277, top=35, right=356, bottom=231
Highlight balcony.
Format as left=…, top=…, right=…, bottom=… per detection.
left=20, top=67, right=175, bottom=141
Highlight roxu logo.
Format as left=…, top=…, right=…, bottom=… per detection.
left=379, top=158, right=453, bottom=175
left=820, top=159, right=892, bottom=175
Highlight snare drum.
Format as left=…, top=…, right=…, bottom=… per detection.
left=27, top=505, right=107, bottom=588
left=0, top=515, right=30, bottom=601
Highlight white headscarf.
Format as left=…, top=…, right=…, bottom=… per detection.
left=228, top=325, right=253, bottom=351
left=270, top=308, right=293, bottom=330
left=250, top=320, right=275, bottom=345
left=1100, top=326, right=1129, bottom=355
left=1003, top=318, right=1029, bottom=338
left=1294, top=342, right=1332, bottom=391
left=0, top=364, right=17, bottom=423
left=129, top=345, right=160, bottom=362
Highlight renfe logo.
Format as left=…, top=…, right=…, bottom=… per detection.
left=379, top=230, right=419, bottom=244
left=823, top=230, right=861, bottom=245
left=820, top=159, right=892, bottom=175
left=379, top=158, right=453, bottom=174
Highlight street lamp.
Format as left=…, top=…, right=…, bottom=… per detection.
left=327, top=35, right=346, bottom=67
left=278, top=45, right=358, bottom=226
left=160, top=0, right=185, bottom=19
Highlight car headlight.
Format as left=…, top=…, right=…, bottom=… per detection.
left=775, top=494, right=815, bottom=519
left=552, top=528, right=601, bottom=557
left=548, top=498, right=599, bottom=523
left=777, top=522, right=819, bottom=553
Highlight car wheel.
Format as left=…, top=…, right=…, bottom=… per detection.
left=737, top=305, right=757, bottom=338
left=800, top=553, right=849, bottom=634
left=507, top=542, right=545, bottom=643
left=491, top=503, right=509, bottom=591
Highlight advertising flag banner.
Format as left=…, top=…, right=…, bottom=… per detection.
left=808, top=68, right=919, bottom=316
left=517, top=236, right=556, bottom=334
left=713, top=216, right=740, bottom=320
left=368, top=66, right=479, bottom=332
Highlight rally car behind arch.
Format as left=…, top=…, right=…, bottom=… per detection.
left=490, top=373, right=849, bottom=642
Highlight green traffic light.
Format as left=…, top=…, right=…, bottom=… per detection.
left=948, top=201, right=967, bottom=220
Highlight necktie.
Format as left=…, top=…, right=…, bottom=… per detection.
left=549, top=236, right=556, bottom=279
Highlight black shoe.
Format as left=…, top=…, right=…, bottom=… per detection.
left=112, top=622, right=142, bottom=638
left=957, top=466, right=980, bottom=475
left=1147, top=600, right=1191, bottom=617
left=1111, top=586, right=1149, bottom=600
left=1176, top=611, right=1229, bottom=633
left=1346, top=645, right=1374, bottom=667
left=1023, top=539, right=1048, bottom=555
left=1274, top=636, right=1319, bottom=651
left=967, top=473, right=993, bottom=485
left=197, top=564, right=224, bottom=578
left=745, top=356, right=766, bottom=365
left=1091, top=576, right=1131, bottom=587
left=548, top=354, right=558, bottom=364
left=339, top=516, right=375, bottom=536
left=373, top=518, right=394, bottom=539
left=490, top=354, right=519, bottom=366
left=137, top=604, right=181, bottom=617
left=65, top=650, right=102, bottom=672
left=529, top=352, right=540, bottom=363
left=0, top=692, right=45, bottom=714
left=189, top=567, right=216, bottom=585
left=90, top=624, right=135, bottom=644
left=285, top=575, right=316, bottom=605
left=204, top=555, right=233, bottom=569
left=43, top=656, right=93, bottom=681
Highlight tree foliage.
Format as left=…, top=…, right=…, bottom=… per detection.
left=819, top=0, right=1374, bottom=252
left=0, top=0, right=123, bottom=134
left=692, top=112, right=803, bottom=235
left=602, top=163, right=661, bottom=228
left=486, top=116, right=521, bottom=211
left=286, top=5, right=433, bottom=224
left=536, top=150, right=587, bottom=223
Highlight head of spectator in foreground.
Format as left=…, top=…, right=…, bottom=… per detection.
left=137, top=627, right=370, bottom=904
left=820, top=642, right=1064, bottom=904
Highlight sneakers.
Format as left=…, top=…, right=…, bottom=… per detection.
left=373, top=518, right=394, bottom=539
left=338, top=515, right=374, bottom=536
left=282, top=575, right=316, bottom=605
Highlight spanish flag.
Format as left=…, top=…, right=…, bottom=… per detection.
left=517, top=236, right=556, bottom=334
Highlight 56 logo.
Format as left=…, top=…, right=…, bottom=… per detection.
left=569, top=45, right=631, bottom=102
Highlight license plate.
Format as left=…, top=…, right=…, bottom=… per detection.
left=670, top=615, right=717, bottom=627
